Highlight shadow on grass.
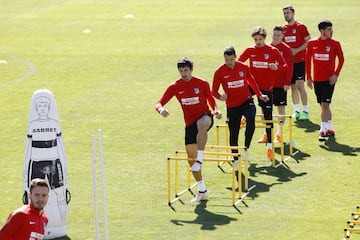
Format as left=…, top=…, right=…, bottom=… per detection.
left=274, top=144, right=311, bottom=162
left=319, top=137, right=360, bottom=156
left=294, top=119, right=320, bottom=132
left=249, top=163, right=307, bottom=182
left=170, top=200, right=237, bottom=230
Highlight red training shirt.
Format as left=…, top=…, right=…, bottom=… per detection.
left=283, top=21, right=310, bottom=63
left=305, top=37, right=344, bottom=82
left=156, top=76, right=217, bottom=126
left=271, top=41, right=293, bottom=88
left=212, top=61, right=261, bottom=108
left=238, top=44, right=288, bottom=92
left=0, top=204, right=48, bottom=240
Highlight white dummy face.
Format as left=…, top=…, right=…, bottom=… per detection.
left=29, top=186, right=49, bottom=210
left=178, top=67, right=192, bottom=82
left=224, top=55, right=236, bottom=69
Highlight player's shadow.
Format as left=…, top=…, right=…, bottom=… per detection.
left=249, top=163, right=307, bottom=183
left=274, top=144, right=311, bottom=162
left=294, top=119, right=320, bottom=133
left=170, top=200, right=237, bottom=230
left=320, top=137, right=360, bottom=156
left=226, top=173, right=281, bottom=200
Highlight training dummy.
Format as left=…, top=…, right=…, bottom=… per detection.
left=23, top=89, right=70, bottom=239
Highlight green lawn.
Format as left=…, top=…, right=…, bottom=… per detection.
left=0, top=0, right=359, bottom=239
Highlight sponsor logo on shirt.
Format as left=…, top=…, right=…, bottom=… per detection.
left=29, top=221, right=36, bottom=225
left=252, top=61, right=268, bottom=69
left=178, top=91, right=184, bottom=94
left=227, top=80, right=244, bottom=89
left=193, top=88, right=199, bottom=94
left=30, top=231, right=44, bottom=240
left=238, top=71, right=244, bottom=77
left=224, top=75, right=230, bottom=78
left=284, top=36, right=296, bottom=43
left=181, top=97, right=200, bottom=105
left=314, top=53, right=329, bottom=61
left=326, top=46, right=331, bottom=52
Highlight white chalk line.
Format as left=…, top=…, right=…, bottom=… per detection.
left=0, top=55, right=36, bottom=89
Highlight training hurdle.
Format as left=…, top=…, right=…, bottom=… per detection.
left=343, top=206, right=360, bottom=239
left=167, top=145, right=254, bottom=208
left=215, top=114, right=298, bottom=168
left=92, top=129, right=109, bottom=240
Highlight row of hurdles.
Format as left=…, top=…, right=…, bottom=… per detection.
left=343, top=206, right=360, bottom=239
left=167, top=114, right=299, bottom=210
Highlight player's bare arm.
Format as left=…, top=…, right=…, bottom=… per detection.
left=329, top=74, right=338, bottom=86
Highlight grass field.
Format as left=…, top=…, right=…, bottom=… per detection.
left=0, top=0, right=360, bottom=239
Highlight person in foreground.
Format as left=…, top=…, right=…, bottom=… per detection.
left=0, top=178, right=49, bottom=240
left=305, top=20, right=344, bottom=141
left=155, top=57, right=222, bottom=203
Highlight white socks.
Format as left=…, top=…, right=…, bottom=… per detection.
left=197, top=180, right=207, bottom=192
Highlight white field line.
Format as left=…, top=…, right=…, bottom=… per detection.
left=0, top=55, right=36, bottom=89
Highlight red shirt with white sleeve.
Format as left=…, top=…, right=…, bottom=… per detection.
left=305, top=37, right=344, bottom=82
left=0, top=204, right=48, bottom=240
left=156, top=76, right=217, bottom=126
left=238, top=44, right=288, bottom=92
left=212, top=61, right=261, bottom=108
left=271, top=41, right=293, bottom=87
left=283, top=21, right=310, bottom=63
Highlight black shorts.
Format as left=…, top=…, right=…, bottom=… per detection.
left=291, top=62, right=305, bottom=84
left=314, top=81, right=335, bottom=103
left=273, top=87, right=287, bottom=106
left=185, top=113, right=214, bottom=145
left=227, top=99, right=256, bottom=122
left=257, top=90, right=273, bottom=109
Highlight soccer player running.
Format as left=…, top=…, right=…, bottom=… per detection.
left=239, top=27, right=288, bottom=160
left=212, top=46, right=269, bottom=168
left=155, top=57, right=222, bottom=203
left=283, top=5, right=311, bottom=121
left=0, top=178, right=49, bottom=240
left=305, top=20, right=344, bottom=141
left=238, top=27, right=288, bottom=159
left=271, top=25, right=293, bottom=143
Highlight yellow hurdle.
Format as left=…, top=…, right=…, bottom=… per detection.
left=167, top=145, right=254, bottom=208
left=215, top=114, right=298, bottom=168
left=343, top=205, right=360, bottom=239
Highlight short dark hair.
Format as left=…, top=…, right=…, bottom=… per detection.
left=318, top=20, right=332, bottom=30
left=283, top=5, right=295, bottom=13
left=273, top=25, right=284, bottom=32
left=251, top=26, right=267, bottom=38
left=224, top=46, right=236, bottom=56
left=177, top=57, right=193, bottom=70
left=29, top=178, right=49, bottom=193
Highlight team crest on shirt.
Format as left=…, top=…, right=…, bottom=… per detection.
left=292, top=28, right=296, bottom=34
left=194, top=88, right=199, bottom=94
left=326, top=46, right=331, bottom=52
left=279, top=50, right=283, bottom=56
left=238, top=71, right=244, bottom=77
left=264, top=53, right=269, bottom=60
